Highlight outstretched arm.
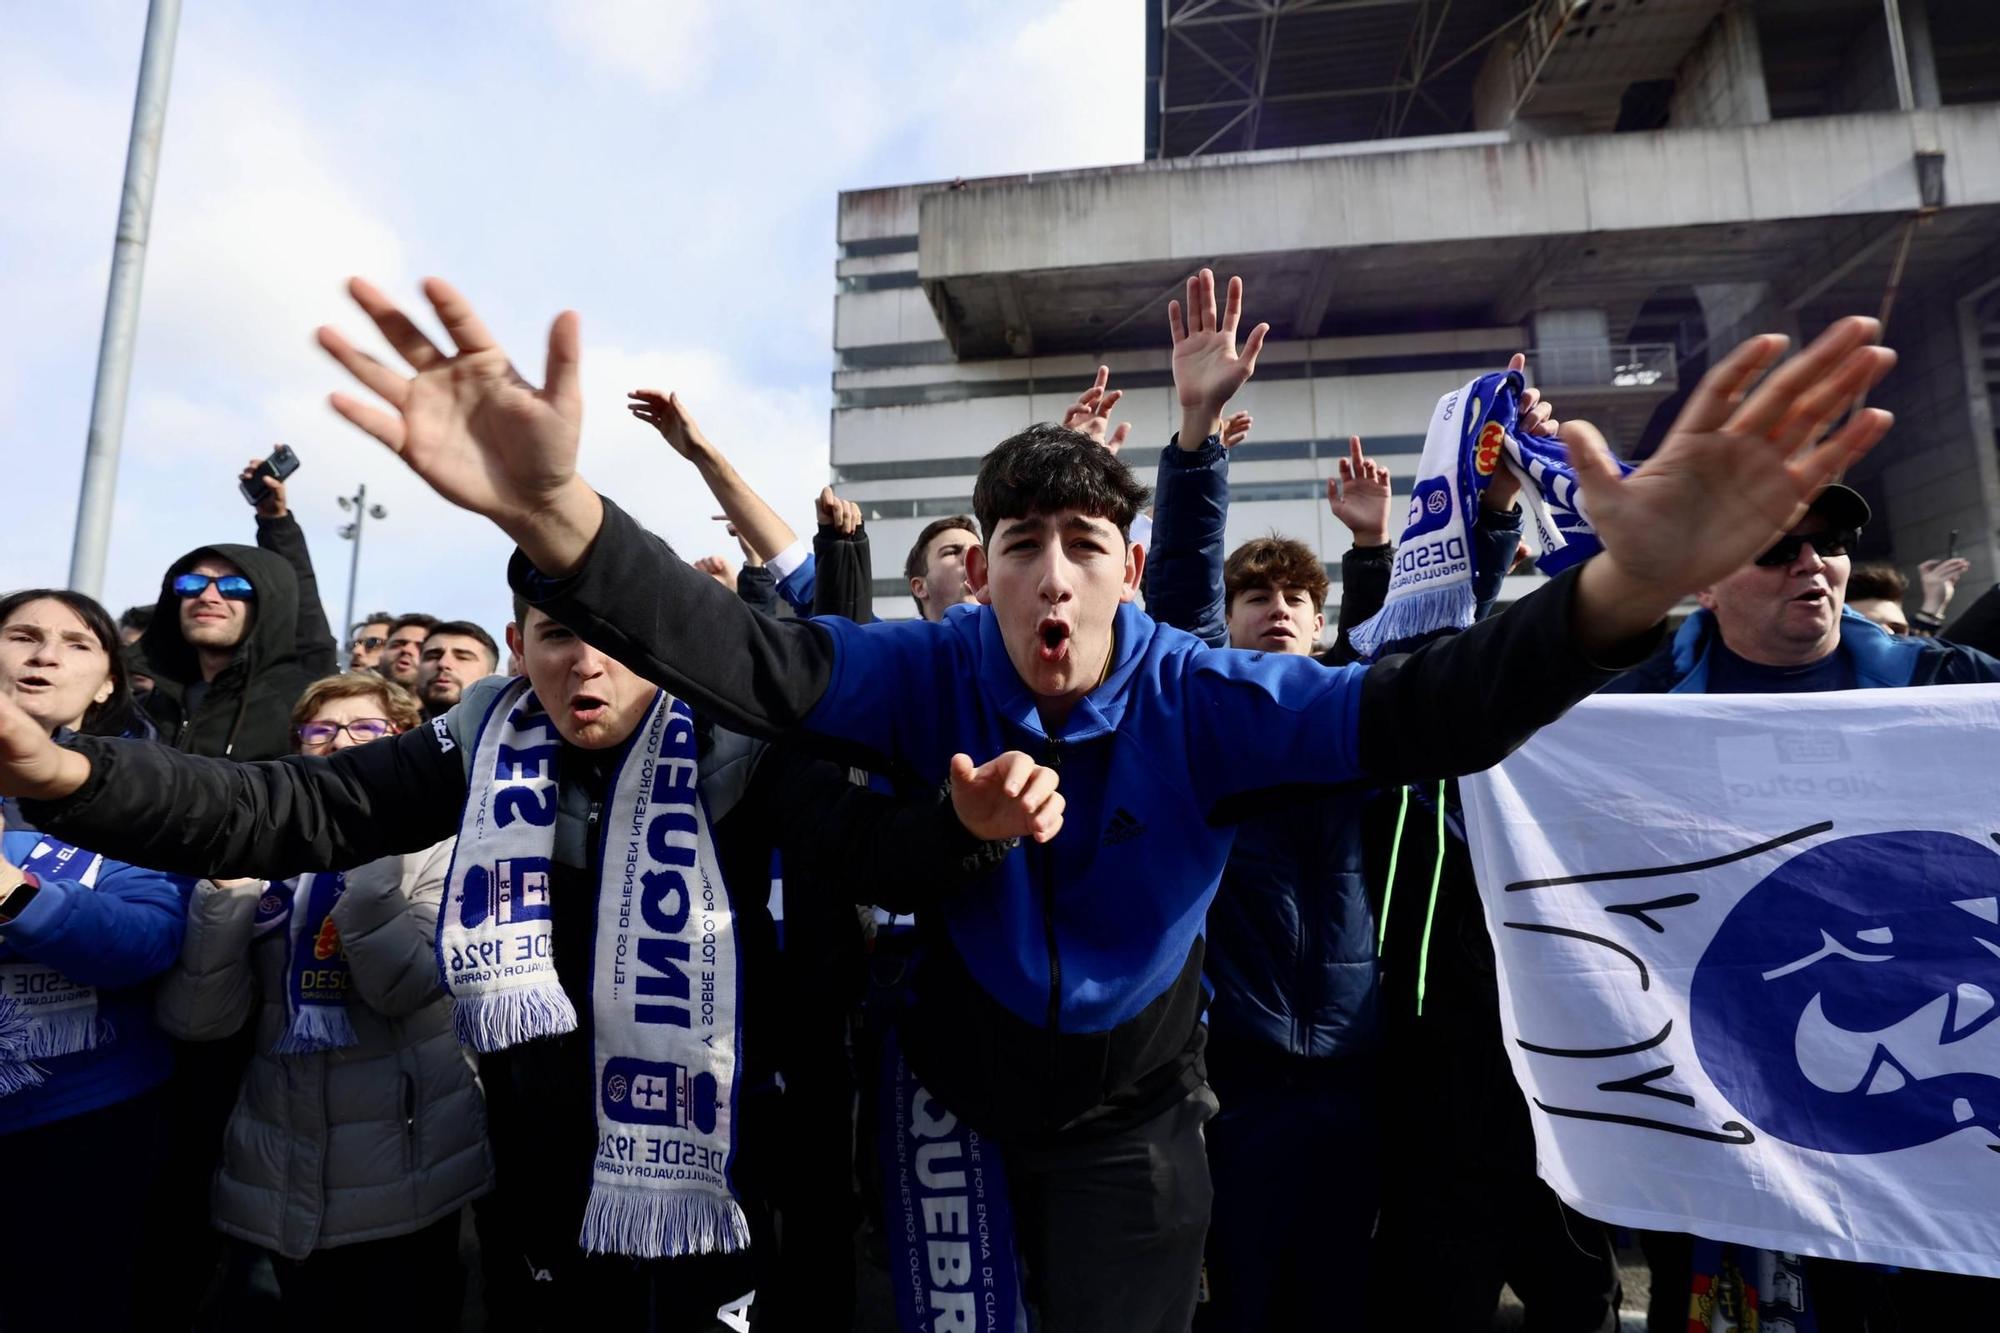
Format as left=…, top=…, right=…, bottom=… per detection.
left=1146, top=436, right=1231, bottom=647
left=244, top=457, right=339, bottom=677
left=628, top=389, right=802, bottom=566
left=2, top=693, right=466, bottom=879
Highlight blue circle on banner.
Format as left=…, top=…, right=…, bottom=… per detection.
left=1690, top=830, right=2000, bottom=1154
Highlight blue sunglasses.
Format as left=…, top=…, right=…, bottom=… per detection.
left=173, top=573, right=256, bottom=601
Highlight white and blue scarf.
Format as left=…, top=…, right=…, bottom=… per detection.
left=438, top=679, right=750, bottom=1259
left=252, top=873, right=359, bottom=1054
left=878, top=1024, right=1025, bottom=1333
left=1347, top=369, right=1629, bottom=660
left=0, top=837, right=109, bottom=1096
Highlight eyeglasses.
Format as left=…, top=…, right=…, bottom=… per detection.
left=1753, top=527, right=1857, bottom=568
left=173, top=573, right=256, bottom=601
left=295, top=717, right=398, bottom=745
left=349, top=635, right=386, bottom=651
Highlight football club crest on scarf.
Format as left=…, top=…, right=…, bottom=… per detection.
left=1460, top=685, right=2000, bottom=1279
left=1347, top=368, right=1629, bottom=660
left=439, top=678, right=750, bottom=1258
left=253, top=872, right=359, bottom=1054
left=0, top=837, right=107, bottom=1095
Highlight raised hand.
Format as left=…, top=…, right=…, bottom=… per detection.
left=1326, top=436, right=1393, bottom=546
left=320, top=279, right=580, bottom=525
left=816, top=486, right=862, bottom=536
left=318, top=278, right=598, bottom=574
left=0, top=693, right=88, bottom=802
left=240, top=455, right=289, bottom=519
left=1062, top=366, right=1132, bottom=454
left=948, top=750, right=1064, bottom=844
left=1918, top=556, right=1971, bottom=615
left=628, top=388, right=715, bottom=463
left=1168, top=269, right=1269, bottom=447
left=1221, top=411, right=1253, bottom=450
left=1508, top=352, right=1558, bottom=439
left=1569, top=317, right=1896, bottom=643
left=692, top=555, right=738, bottom=593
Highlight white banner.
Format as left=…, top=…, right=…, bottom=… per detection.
left=1461, top=684, right=2000, bottom=1278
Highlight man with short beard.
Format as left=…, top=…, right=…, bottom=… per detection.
left=415, top=619, right=498, bottom=717
left=345, top=611, right=393, bottom=672
left=377, top=613, right=436, bottom=690
left=135, top=461, right=337, bottom=759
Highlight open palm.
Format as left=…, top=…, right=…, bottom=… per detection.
left=1169, top=269, right=1269, bottom=418
left=317, top=277, right=582, bottom=525
left=1571, top=317, right=1895, bottom=596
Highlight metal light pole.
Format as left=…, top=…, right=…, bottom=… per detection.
left=68, top=0, right=183, bottom=599
left=336, top=483, right=389, bottom=643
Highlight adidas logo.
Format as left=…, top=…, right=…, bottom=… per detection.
left=1103, top=807, right=1147, bottom=845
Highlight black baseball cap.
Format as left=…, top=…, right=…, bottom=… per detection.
left=1804, top=483, right=1870, bottom=531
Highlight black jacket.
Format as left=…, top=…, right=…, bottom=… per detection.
left=811, top=522, right=874, bottom=623
left=136, top=515, right=338, bottom=759
left=507, top=499, right=1660, bottom=1142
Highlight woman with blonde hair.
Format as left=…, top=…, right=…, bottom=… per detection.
left=157, top=672, right=492, bottom=1330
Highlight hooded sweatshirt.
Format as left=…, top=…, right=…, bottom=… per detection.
left=136, top=517, right=338, bottom=760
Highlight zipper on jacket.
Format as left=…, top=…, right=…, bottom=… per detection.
left=1293, top=827, right=1315, bottom=1055
left=1039, top=740, right=1064, bottom=1092
left=401, top=1071, right=417, bottom=1172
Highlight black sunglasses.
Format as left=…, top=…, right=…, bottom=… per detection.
left=349, top=634, right=387, bottom=651
left=1754, top=527, right=1857, bottom=568
left=173, top=573, right=256, bottom=600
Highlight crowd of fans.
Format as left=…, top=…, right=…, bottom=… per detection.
left=1, top=266, right=1994, bottom=1333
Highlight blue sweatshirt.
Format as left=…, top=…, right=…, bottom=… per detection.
left=0, top=805, right=194, bottom=1134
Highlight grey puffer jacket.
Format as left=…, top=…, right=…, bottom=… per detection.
left=155, top=842, right=493, bottom=1259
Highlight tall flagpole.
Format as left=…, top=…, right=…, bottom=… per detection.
left=68, top=0, right=183, bottom=598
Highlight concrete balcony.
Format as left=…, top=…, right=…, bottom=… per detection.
left=914, top=105, right=2000, bottom=361
left=1524, top=342, right=1679, bottom=450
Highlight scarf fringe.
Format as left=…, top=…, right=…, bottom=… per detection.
left=0, top=1059, right=46, bottom=1097
left=272, top=1003, right=360, bottom=1055
left=0, top=997, right=98, bottom=1100
left=0, top=1001, right=101, bottom=1062
left=1347, top=579, right=1477, bottom=661
left=450, top=983, right=578, bottom=1054
left=579, top=1186, right=752, bottom=1259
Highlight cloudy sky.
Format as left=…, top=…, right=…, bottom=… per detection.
left=4, top=0, right=1141, bottom=643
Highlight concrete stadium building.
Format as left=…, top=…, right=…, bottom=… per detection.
left=831, top=0, right=2000, bottom=622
